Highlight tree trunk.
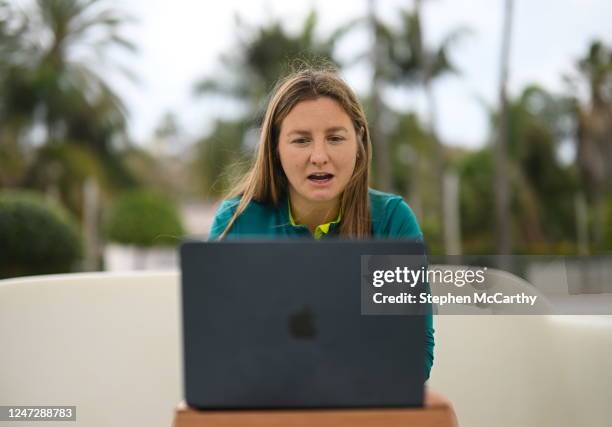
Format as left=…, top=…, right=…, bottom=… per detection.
left=424, top=78, right=449, bottom=254
left=83, top=177, right=100, bottom=271
left=409, top=149, right=423, bottom=220
left=575, top=192, right=590, bottom=255
left=495, top=0, right=514, bottom=265
left=415, top=0, right=449, bottom=254
left=443, top=171, right=462, bottom=256
left=368, top=0, right=392, bottom=192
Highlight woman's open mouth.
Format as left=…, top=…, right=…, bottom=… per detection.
left=307, top=173, right=334, bottom=186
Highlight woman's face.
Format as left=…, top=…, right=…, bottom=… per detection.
left=278, top=96, right=359, bottom=208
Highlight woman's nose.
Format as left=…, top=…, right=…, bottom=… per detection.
left=310, top=140, right=329, bottom=165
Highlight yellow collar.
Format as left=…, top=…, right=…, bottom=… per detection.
left=288, top=200, right=342, bottom=239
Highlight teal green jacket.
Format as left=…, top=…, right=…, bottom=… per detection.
left=209, top=188, right=435, bottom=380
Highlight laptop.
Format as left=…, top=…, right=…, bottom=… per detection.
left=180, top=240, right=428, bottom=409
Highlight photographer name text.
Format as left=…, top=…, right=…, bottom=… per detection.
left=372, top=292, right=538, bottom=306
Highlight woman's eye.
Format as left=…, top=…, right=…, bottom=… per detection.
left=328, top=136, right=345, bottom=144
left=291, top=138, right=309, bottom=144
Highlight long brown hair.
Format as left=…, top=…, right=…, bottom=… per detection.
left=218, top=67, right=372, bottom=239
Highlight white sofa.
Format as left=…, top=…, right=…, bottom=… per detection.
left=0, top=271, right=611, bottom=427
left=0, top=272, right=182, bottom=427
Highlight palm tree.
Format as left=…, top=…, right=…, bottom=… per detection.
left=194, top=10, right=351, bottom=121
left=506, top=86, right=577, bottom=250
left=33, top=0, right=136, bottom=150
left=1, top=0, right=137, bottom=192
left=464, top=85, right=577, bottom=254
left=2, top=0, right=135, bottom=153
left=1, top=0, right=140, bottom=233
left=0, top=0, right=30, bottom=186
left=573, top=40, right=612, bottom=248
left=380, top=1, right=467, bottom=253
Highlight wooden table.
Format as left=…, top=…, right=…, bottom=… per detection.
left=172, top=389, right=458, bottom=427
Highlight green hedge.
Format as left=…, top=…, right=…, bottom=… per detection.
left=105, top=191, right=184, bottom=247
left=0, top=191, right=82, bottom=278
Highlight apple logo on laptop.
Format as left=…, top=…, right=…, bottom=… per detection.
left=289, top=306, right=317, bottom=339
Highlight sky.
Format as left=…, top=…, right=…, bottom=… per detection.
left=110, top=0, right=612, bottom=149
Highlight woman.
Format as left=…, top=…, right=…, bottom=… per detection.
left=209, top=67, right=434, bottom=380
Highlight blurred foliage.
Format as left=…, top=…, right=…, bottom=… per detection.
left=372, top=4, right=468, bottom=199
left=461, top=85, right=580, bottom=255
left=0, top=0, right=137, bottom=214
left=194, top=120, right=252, bottom=198
left=116, top=143, right=198, bottom=203
left=0, top=0, right=136, bottom=146
left=22, top=143, right=108, bottom=217
left=458, top=149, right=495, bottom=254
left=377, top=7, right=467, bottom=87
left=385, top=110, right=448, bottom=252
left=0, top=191, right=82, bottom=278
left=1, top=0, right=611, bottom=258
left=105, top=191, right=185, bottom=247
left=508, top=86, right=578, bottom=249
left=190, top=8, right=612, bottom=256
left=389, top=114, right=418, bottom=193
left=388, top=111, right=436, bottom=198
left=572, top=41, right=612, bottom=249
left=605, top=194, right=612, bottom=251
left=194, top=10, right=350, bottom=120
left=0, top=139, right=27, bottom=187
